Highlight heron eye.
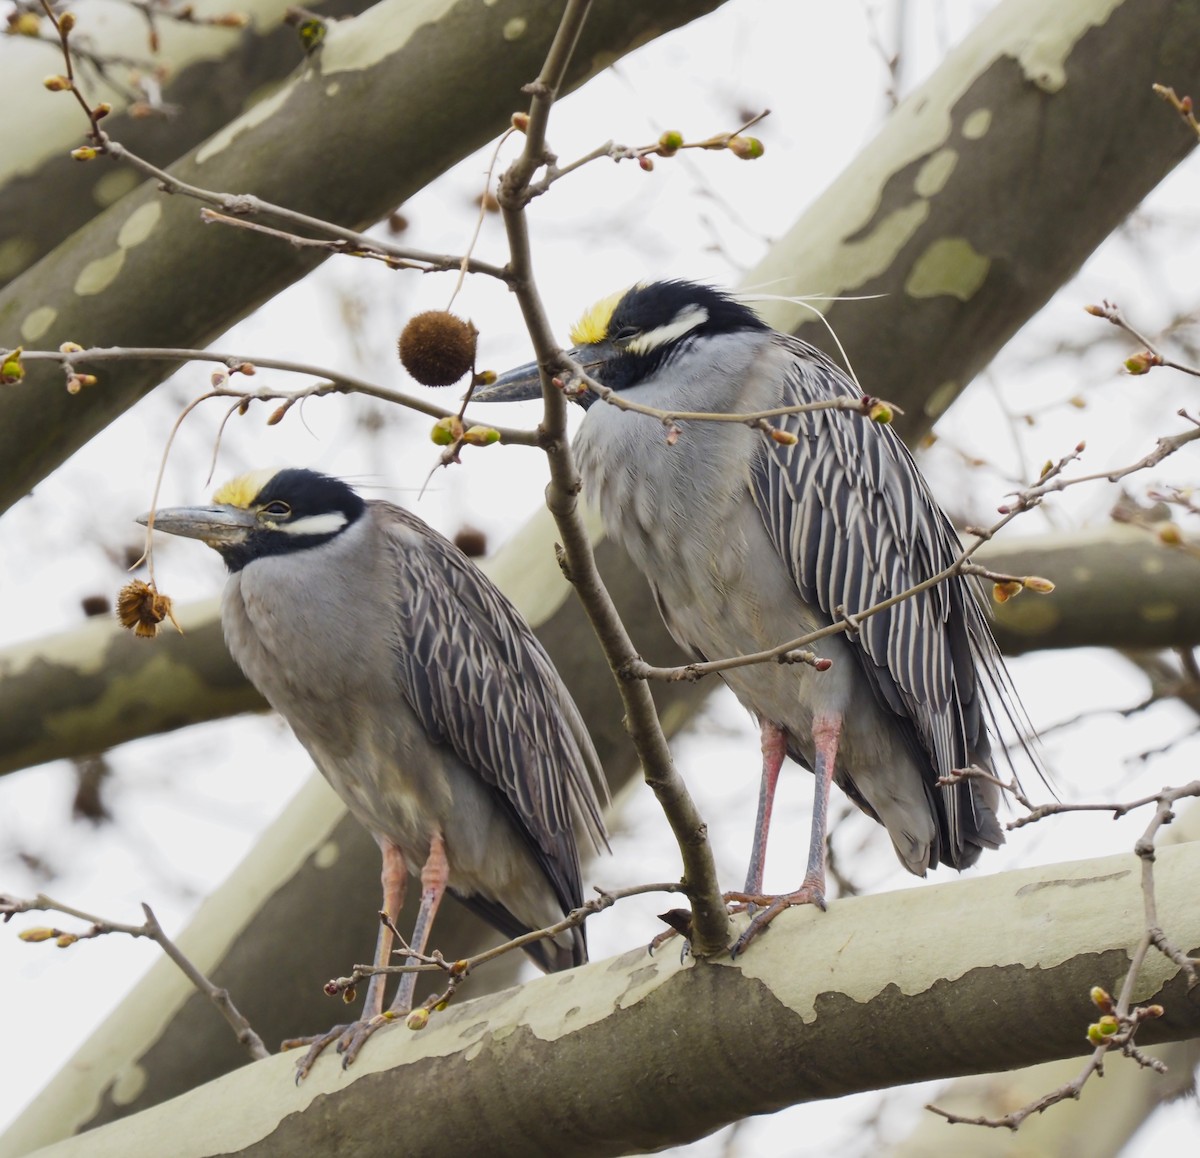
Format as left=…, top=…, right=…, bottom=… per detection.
left=611, top=325, right=640, bottom=347
left=260, top=501, right=291, bottom=518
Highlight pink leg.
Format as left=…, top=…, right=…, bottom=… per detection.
left=288, top=837, right=407, bottom=1081
left=728, top=712, right=842, bottom=957
left=388, top=832, right=449, bottom=1016
left=743, top=719, right=789, bottom=894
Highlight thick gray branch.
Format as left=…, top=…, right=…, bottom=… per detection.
left=11, top=843, right=1200, bottom=1158
left=749, top=0, right=1199, bottom=442
left=0, top=0, right=379, bottom=289
left=2, top=525, right=1194, bottom=778
left=0, top=0, right=723, bottom=514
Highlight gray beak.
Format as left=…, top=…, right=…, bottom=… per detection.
left=137, top=504, right=258, bottom=547
left=471, top=344, right=617, bottom=403
left=469, top=357, right=545, bottom=403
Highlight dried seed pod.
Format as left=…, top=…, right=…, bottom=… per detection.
left=399, top=311, right=478, bottom=387
left=116, top=579, right=183, bottom=639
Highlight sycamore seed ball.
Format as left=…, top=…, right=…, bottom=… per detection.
left=398, top=310, right=478, bottom=387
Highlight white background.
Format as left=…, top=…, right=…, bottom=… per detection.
left=1, top=0, right=1198, bottom=1152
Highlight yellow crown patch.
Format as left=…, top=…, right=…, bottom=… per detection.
left=212, top=468, right=278, bottom=509
left=568, top=287, right=630, bottom=346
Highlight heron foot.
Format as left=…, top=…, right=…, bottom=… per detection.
left=724, top=882, right=827, bottom=958
left=282, top=1013, right=392, bottom=1082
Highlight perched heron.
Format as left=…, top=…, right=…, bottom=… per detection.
left=476, top=280, right=1035, bottom=953
left=141, top=468, right=607, bottom=1072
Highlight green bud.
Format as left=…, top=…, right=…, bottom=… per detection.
left=1, top=347, right=25, bottom=384
left=463, top=425, right=500, bottom=447
left=728, top=135, right=764, bottom=159
left=658, top=130, right=683, bottom=156
left=18, top=927, right=57, bottom=943
left=431, top=416, right=462, bottom=446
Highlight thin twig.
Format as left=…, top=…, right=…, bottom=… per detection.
left=626, top=420, right=1196, bottom=684
left=495, top=0, right=729, bottom=958
left=323, top=882, right=686, bottom=994
left=6, top=345, right=539, bottom=446
left=1, top=892, right=269, bottom=1060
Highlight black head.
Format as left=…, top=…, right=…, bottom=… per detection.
left=567, top=280, right=770, bottom=395
left=471, top=280, right=770, bottom=407
left=143, top=468, right=366, bottom=573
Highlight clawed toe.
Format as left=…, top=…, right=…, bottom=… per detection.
left=283, top=1014, right=390, bottom=1082
left=725, top=884, right=826, bottom=958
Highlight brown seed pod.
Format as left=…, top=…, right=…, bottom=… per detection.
left=398, top=310, right=478, bottom=387
left=116, top=579, right=183, bottom=639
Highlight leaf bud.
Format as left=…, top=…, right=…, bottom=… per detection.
left=462, top=424, right=500, bottom=447
left=18, top=928, right=57, bottom=943
left=658, top=130, right=683, bottom=156
left=728, top=135, right=764, bottom=159
left=2, top=348, right=26, bottom=384
left=992, top=580, right=1023, bottom=604
left=430, top=416, right=463, bottom=446
left=10, top=11, right=41, bottom=35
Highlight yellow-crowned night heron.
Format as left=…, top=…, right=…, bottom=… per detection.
left=476, top=280, right=1034, bottom=954
left=141, top=469, right=607, bottom=1072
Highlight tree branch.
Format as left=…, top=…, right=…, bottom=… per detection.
left=495, top=0, right=728, bottom=956
left=18, top=843, right=1200, bottom=1157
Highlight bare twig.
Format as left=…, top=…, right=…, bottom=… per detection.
left=322, top=882, right=686, bottom=998
left=495, top=0, right=729, bottom=957
left=1152, top=83, right=1200, bottom=141
left=4, top=344, right=539, bottom=447
left=626, top=420, right=1196, bottom=684
left=926, top=777, right=1198, bottom=1130
left=523, top=109, right=769, bottom=198
left=1087, top=299, right=1200, bottom=379
left=36, top=6, right=511, bottom=283
left=2, top=893, right=269, bottom=1060
left=1007, top=780, right=1200, bottom=832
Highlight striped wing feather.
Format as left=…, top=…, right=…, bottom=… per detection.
left=379, top=507, right=607, bottom=911
left=749, top=335, right=1019, bottom=863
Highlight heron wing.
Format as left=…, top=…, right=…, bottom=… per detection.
left=378, top=506, right=608, bottom=904
left=748, top=335, right=1023, bottom=855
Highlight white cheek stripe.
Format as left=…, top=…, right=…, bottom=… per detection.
left=278, top=512, right=349, bottom=536
left=628, top=306, right=709, bottom=355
